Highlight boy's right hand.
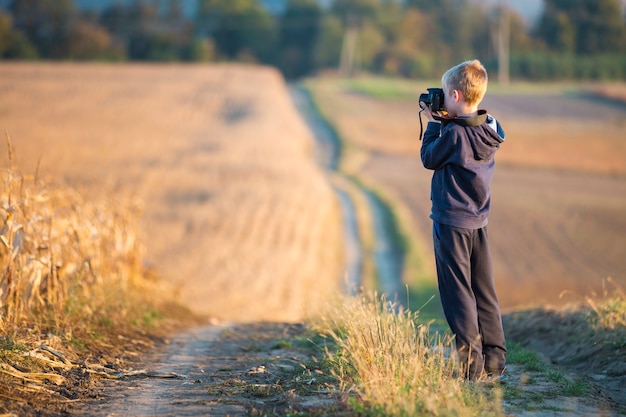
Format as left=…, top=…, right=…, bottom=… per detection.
left=419, top=102, right=440, bottom=123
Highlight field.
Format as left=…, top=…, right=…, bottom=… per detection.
left=306, top=76, right=626, bottom=309
left=0, top=63, right=343, bottom=323
left=2, top=64, right=626, bottom=416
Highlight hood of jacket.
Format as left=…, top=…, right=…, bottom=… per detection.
left=439, top=110, right=505, bottom=161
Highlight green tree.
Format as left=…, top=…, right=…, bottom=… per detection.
left=535, top=0, right=626, bottom=54
left=0, top=12, right=38, bottom=59
left=0, top=12, right=14, bottom=55
left=66, top=20, right=125, bottom=60
left=279, top=0, right=321, bottom=78
left=8, top=0, right=77, bottom=58
left=331, top=0, right=380, bottom=21
left=313, top=13, right=343, bottom=69
left=196, top=0, right=278, bottom=63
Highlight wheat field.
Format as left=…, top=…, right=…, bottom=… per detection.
left=0, top=63, right=344, bottom=322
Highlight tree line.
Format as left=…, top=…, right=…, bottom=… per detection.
left=1, top=0, right=625, bottom=80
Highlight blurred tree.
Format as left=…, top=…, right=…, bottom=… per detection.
left=8, top=0, right=77, bottom=58
left=331, top=0, right=380, bottom=22
left=508, top=10, right=537, bottom=55
left=536, top=0, right=626, bottom=54
left=278, top=0, right=321, bottom=79
left=404, top=0, right=474, bottom=72
left=100, top=0, right=192, bottom=61
left=384, top=8, right=433, bottom=77
left=0, top=12, right=37, bottom=59
left=313, top=13, right=343, bottom=69
left=0, top=12, right=14, bottom=55
left=196, top=0, right=278, bottom=63
left=182, top=37, right=215, bottom=61
left=166, top=0, right=185, bottom=23
left=100, top=4, right=132, bottom=40
left=66, top=20, right=125, bottom=60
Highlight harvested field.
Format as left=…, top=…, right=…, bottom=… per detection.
left=307, top=77, right=626, bottom=309
left=0, top=63, right=343, bottom=322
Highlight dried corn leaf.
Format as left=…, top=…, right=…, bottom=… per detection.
left=0, top=363, right=67, bottom=386
left=23, top=348, right=74, bottom=371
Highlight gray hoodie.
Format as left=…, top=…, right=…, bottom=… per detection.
left=420, top=110, right=505, bottom=229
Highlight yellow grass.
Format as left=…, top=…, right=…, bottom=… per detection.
left=0, top=63, right=344, bottom=322
left=0, top=145, right=156, bottom=330
left=316, top=293, right=504, bottom=417
left=587, top=278, right=626, bottom=332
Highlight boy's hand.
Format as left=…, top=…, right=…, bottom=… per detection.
left=419, top=102, right=441, bottom=123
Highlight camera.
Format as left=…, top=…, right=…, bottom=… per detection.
left=419, top=88, right=445, bottom=112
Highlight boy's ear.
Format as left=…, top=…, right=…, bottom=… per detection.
left=453, top=89, right=462, bottom=103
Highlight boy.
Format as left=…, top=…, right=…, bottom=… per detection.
left=419, top=59, right=507, bottom=380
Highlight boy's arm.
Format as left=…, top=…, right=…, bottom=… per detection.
left=420, top=122, right=457, bottom=170
left=419, top=101, right=456, bottom=170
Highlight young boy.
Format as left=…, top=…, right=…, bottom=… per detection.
left=419, top=59, right=507, bottom=380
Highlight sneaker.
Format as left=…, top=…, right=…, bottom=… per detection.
left=484, top=371, right=508, bottom=384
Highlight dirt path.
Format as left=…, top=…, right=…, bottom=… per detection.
left=75, top=323, right=346, bottom=417
left=79, top=326, right=235, bottom=416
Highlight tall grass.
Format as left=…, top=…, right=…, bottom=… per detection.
left=587, top=278, right=626, bottom=342
left=316, top=293, right=504, bottom=417
left=0, top=142, right=166, bottom=334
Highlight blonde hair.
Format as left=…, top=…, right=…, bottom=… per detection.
left=441, top=59, right=488, bottom=106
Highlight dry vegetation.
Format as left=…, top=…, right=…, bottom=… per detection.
left=0, top=63, right=344, bottom=322
left=0, top=63, right=345, bottom=414
left=0, top=140, right=195, bottom=415
left=0, top=140, right=150, bottom=327
left=316, top=294, right=504, bottom=417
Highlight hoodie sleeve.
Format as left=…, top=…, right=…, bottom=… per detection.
left=420, top=121, right=458, bottom=170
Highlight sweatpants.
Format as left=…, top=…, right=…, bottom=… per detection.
left=433, top=221, right=507, bottom=379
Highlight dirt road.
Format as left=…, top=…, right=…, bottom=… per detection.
left=75, top=323, right=347, bottom=417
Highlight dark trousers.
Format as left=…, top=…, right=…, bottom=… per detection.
left=433, top=221, right=506, bottom=379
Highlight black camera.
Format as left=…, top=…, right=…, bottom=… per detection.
left=419, top=88, right=445, bottom=112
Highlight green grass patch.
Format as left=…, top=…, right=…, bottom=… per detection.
left=506, top=342, right=544, bottom=372
left=272, top=339, right=293, bottom=350
left=343, top=77, right=425, bottom=100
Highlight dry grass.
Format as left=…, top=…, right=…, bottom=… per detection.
left=0, top=63, right=344, bottom=322
left=315, top=293, right=504, bottom=417
left=0, top=140, right=154, bottom=331
left=587, top=278, right=626, bottom=334
left=0, top=150, right=197, bottom=414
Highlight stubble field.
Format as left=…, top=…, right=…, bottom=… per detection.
left=0, top=63, right=343, bottom=322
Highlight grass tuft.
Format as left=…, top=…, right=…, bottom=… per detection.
left=315, top=293, right=504, bottom=417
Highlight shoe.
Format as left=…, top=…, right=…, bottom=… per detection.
left=484, top=371, right=508, bottom=384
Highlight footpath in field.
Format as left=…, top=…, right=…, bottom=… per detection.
left=77, top=323, right=348, bottom=417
